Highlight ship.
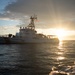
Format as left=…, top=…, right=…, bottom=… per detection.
left=0, top=16, right=59, bottom=44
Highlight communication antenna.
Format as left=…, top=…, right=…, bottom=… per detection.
left=28, top=15, right=37, bottom=29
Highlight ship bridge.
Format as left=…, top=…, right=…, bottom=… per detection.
left=19, top=16, right=37, bottom=38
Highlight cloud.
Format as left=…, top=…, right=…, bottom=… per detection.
left=0, top=0, right=75, bottom=30
left=0, top=25, right=19, bottom=35
left=5, top=0, right=75, bottom=17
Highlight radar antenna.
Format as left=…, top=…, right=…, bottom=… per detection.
left=28, top=15, right=37, bottom=29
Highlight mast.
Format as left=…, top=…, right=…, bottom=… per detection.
left=28, top=15, right=37, bottom=29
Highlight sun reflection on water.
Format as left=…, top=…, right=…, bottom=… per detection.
left=56, top=41, right=65, bottom=61
left=57, top=52, right=63, bottom=55
left=58, top=41, right=63, bottom=50
left=57, top=56, right=65, bottom=60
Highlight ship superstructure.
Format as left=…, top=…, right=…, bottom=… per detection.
left=9, top=16, right=59, bottom=44
left=0, top=16, right=59, bottom=44
left=19, top=16, right=37, bottom=39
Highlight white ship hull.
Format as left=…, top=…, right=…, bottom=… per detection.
left=10, top=37, right=59, bottom=44
left=0, top=16, right=59, bottom=44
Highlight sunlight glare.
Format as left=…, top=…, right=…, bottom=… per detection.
left=57, top=56, right=65, bottom=60
left=55, top=29, right=67, bottom=41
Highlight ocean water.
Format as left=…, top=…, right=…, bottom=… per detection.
left=0, top=40, right=75, bottom=75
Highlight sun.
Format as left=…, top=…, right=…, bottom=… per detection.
left=36, top=28, right=67, bottom=41
left=55, top=29, right=67, bottom=41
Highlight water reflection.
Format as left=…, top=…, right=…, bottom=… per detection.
left=57, top=56, right=65, bottom=60
left=58, top=41, right=63, bottom=50
left=0, top=41, right=75, bottom=75
left=56, top=41, right=66, bottom=62
left=57, top=52, right=63, bottom=55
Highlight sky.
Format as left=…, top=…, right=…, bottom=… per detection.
left=0, top=0, right=75, bottom=40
